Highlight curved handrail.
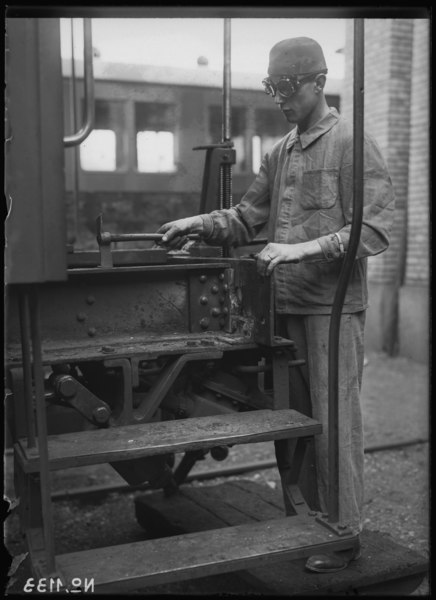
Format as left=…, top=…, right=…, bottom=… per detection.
left=63, top=18, right=95, bottom=147
left=327, top=18, right=365, bottom=524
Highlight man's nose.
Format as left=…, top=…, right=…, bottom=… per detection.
left=274, top=93, right=284, bottom=105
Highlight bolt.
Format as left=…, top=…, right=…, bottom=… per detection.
left=222, top=307, right=229, bottom=316
left=219, top=273, right=225, bottom=281
left=86, top=295, right=95, bottom=305
left=211, top=307, right=220, bottom=317
left=88, top=327, right=97, bottom=337
left=211, top=285, right=219, bottom=294
left=223, top=284, right=229, bottom=293
left=200, top=296, right=208, bottom=305
left=93, top=406, right=110, bottom=425
left=101, top=346, right=115, bottom=353
left=199, top=317, right=209, bottom=330
left=76, top=312, right=86, bottom=322
left=199, top=275, right=207, bottom=283
left=55, top=375, right=77, bottom=399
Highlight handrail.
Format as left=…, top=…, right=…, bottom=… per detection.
left=63, top=18, right=95, bottom=147
left=327, top=18, right=365, bottom=524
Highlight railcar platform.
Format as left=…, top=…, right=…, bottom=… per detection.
left=135, top=479, right=428, bottom=596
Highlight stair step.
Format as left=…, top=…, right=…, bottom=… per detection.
left=17, top=409, right=321, bottom=473
left=54, top=515, right=355, bottom=593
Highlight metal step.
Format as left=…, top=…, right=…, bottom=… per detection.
left=54, top=515, right=356, bottom=593
left=16, top=409, right=321, bottom=473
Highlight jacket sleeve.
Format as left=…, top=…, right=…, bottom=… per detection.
left=201, top=154, right=272, bottom=247
left=336, top=132, right=396, bottom=259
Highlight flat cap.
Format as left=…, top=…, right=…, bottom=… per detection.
left=268, top=37, right=327, bottom=76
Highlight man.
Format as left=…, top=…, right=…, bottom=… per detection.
left=157, top=37, right=395, bottom=573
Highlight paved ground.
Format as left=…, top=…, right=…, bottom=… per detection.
left=3, top=351, right=429, bottom=595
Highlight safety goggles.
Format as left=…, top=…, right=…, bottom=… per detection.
left=262, top=72, right=324, bottom=98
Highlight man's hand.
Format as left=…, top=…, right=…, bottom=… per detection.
left=157, top=216, right=204, bottom=248
left=256, top=240, right=323, bottom=276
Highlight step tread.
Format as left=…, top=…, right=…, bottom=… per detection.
left=55, top=515, right=354, bottom=592
left=17, top=409, right=321, bottom=472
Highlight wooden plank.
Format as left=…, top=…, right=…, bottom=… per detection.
left=55, top=515, right=355, bottom=593
left=133, top=480, right=428, bottom=596
left=17, top=409, right=321, bottom=472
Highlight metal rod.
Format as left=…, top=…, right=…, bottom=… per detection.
left=327, top=18, right=365, bottom=524
left=222, top=18, right=232, bottom=143
left=18, top=288, right=36, bottom=448
left=100, top=232, right=200, bottom=244
left=29, top=286, right=56, bottom=572
left=63, top=18, right=95, bottom=147
left=69, top=18, right=79, bottom=244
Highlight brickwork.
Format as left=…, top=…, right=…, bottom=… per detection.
left=405, top=19, right=430, bottom=285
left=343, top=19, right=414, bottom=285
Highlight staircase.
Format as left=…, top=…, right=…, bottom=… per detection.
left=15, top=408, right=359, bottom=593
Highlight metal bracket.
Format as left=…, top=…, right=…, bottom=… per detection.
left=313, top=512, right=355, bottom=537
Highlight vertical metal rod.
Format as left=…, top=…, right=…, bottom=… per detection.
left=222, top=18, right=232, bottom=144
left=18, top=288, right=36, bottom=448
left=29, top=286, right=56, bottom=572
left=327, top=19, right=365, bottom=524
left=69, top=18, right=79, bottom=245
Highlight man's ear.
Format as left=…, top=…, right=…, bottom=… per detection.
left=315, top=74, right=326, bottom=91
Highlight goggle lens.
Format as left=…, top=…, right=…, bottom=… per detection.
left=262, top=77, right=298, bottom=98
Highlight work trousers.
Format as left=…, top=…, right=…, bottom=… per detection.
left=278, top=312, right=366, bottom=535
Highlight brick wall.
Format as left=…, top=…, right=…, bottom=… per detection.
left=343, top=19, right=414, bottom=286
left=342, top=18, right=429, bottom=359
left=405, top=19, right=430, bottom=285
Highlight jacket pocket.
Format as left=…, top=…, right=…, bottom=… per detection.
left=301, top=168, right=339, bottom=209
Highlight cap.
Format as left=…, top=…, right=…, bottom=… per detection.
left=268, top=37, right=327, bottom=76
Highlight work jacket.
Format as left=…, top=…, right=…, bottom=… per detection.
left=201, top=108, right=395, bottom=314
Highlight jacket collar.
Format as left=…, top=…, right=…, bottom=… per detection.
left=286, top=107, right=340, bottom=151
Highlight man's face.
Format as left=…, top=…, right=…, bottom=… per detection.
left=269, top=74, right=319, bottom=126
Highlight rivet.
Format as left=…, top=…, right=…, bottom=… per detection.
left=223, top=284, right=229, bottom=293
left=222, top=307, right=229, bottom=316
left=101, top=346, right=114, bottom=353
left=86, top=295, right=95, bottom=305
left=199, top=275, right=207, bottom=283
left=211, top=308, right=220, bottom=317
left=88, top=327, right=97, bottom=337
left=76, top=312, right=86, bottom=322
left=200, top=296, right=208, bottom=305
left=199, top=317, right=209, bottom=330
left=218, top=273, right=225, bottom=281
left=211, top=285, right=219, bottom=294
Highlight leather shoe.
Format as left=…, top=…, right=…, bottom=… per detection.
left=305, top=539, right=361, bottom=574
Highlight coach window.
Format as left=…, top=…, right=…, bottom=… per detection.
left=252, top=109, right=290, bottom=173
left=135, top=102, right=176, bottom=173
left=79, top=100, right=124, bottom=171
left=209, top=106, right=246, bottom=173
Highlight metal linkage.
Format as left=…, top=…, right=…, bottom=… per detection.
left=96, top=214, right=200, bottom=268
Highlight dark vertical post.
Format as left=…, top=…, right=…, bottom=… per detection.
left=221, top=18, right=233, bottom=257
left=29, top=286, right=56, bottom=572
left=19, top=289, right=36, bottom=448
left=327, top=19, right=364, bottom=524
